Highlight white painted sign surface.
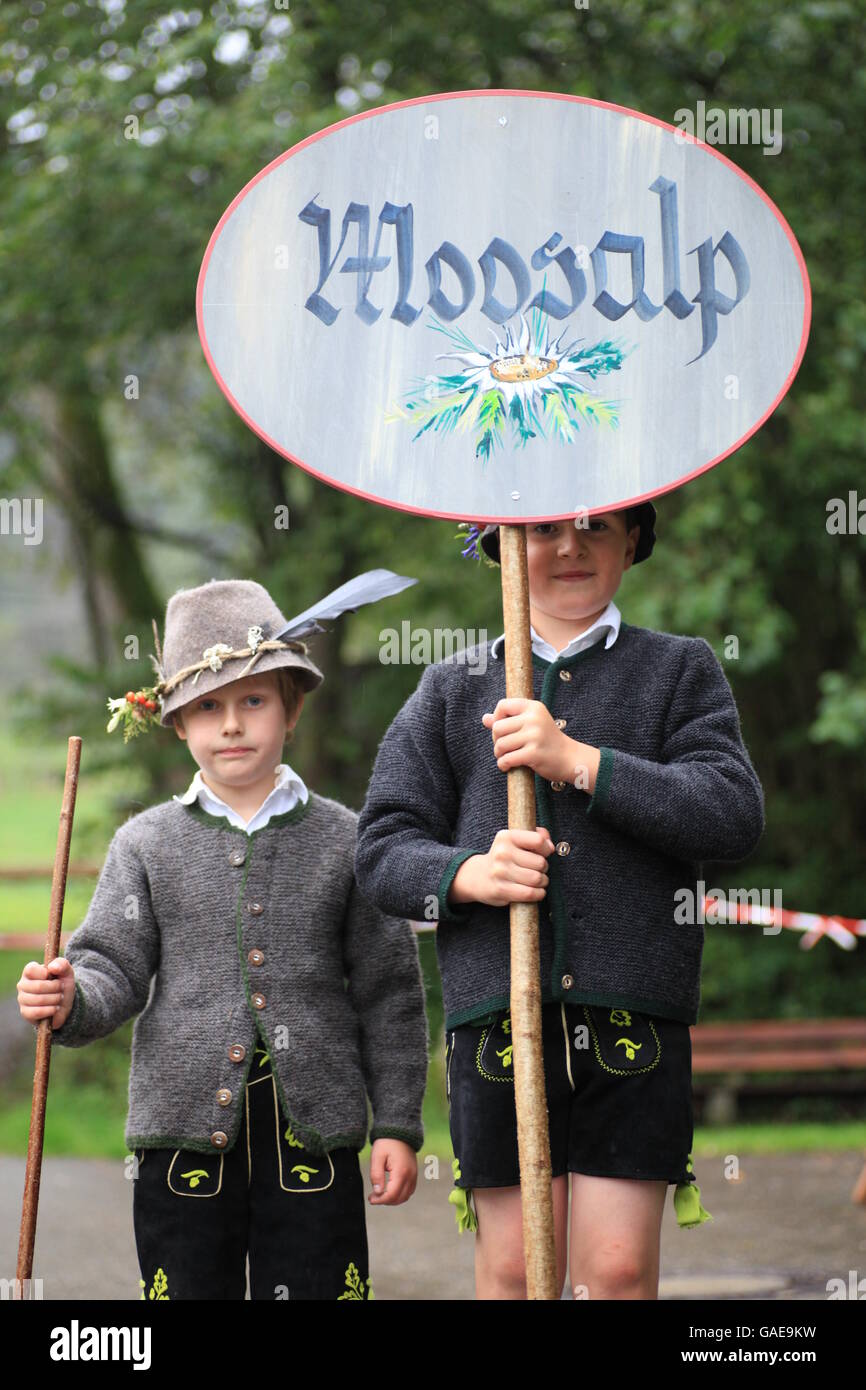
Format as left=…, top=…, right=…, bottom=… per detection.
left=197, top=89, right=810, bottom=522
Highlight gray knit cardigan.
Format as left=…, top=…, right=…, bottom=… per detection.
left=52, top=793, right=429, bottom=1157
left=355, top=622, right=765, bottom=1029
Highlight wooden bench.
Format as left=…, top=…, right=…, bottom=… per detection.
left=690, top=1018, right=866, bottom=1204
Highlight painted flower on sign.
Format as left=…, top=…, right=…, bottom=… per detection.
left=388, top=303, right=630, bottom=460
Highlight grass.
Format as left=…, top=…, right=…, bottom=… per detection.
left=1, top=1098, right=863, bottom=1162
left=0, top=726, right=125, bottom=941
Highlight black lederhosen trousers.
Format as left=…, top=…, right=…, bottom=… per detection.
left=132, top=1049, right=371, bottom=1300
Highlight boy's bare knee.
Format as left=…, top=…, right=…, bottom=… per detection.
left=483, top=1258, right=527, bottom=1298
left=586, top=1244, right=648, bottom=1298
left=475, top=1242, right=527, bottom=1298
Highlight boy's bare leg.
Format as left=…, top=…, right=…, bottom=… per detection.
left=569, top=1174, right=667, bottom=1299
left=473, top=1175, right=569, bottom=1299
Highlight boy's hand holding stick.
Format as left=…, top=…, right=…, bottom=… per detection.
left=14, top=736, right=82, bottom=1295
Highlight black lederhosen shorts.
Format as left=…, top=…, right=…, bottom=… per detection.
left=446, top=1000, right=694, bottom=1190
left=132, top=1047, right=371, bottom=1300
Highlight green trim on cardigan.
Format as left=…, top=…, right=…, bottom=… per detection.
left=586, top=745, right=615, bottom=816
left=445, top=992, right=522, bottom=1029
left=72, top=978, right=87, bottom=1029
left=566, top=990, right=696, bottom=1024
left=536, top=658, right=573, bottom=994
left=370, top=1125, right=423, bottom=1152
left=436, top=850, right=478, bottom=923
left=51, top=977, right=88, bottom=1043
left=126, top=1128, right=368, bottom=1156
left=179, top=796, right=312, bottom=834
left=445, top=990, right=695, bottom=1032
left=530, top=636, right=611, bottom=675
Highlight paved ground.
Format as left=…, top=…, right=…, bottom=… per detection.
left=3, top=1149, right=865, bottom=1300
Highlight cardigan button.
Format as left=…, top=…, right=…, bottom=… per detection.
left=210, top=1131, right=228, bottom=1148
left=561, top=974, right=574, bottom=990
left=217, top=1088, right=232, bottom=1106
left=556, top=841, right=571, bottom=856
left=228, top=1044, right=246, bottom=1063
left=558, top=669, right=572, bottom=682
left=248, top=902, right=264, bottom=916
left=248, top=948, right=264, bottom=967
left=229, top=849, right=246, bottom=867
left=251, top=992, right=266, bottom=1010
left=555, top=718, right=567, bottom=729
left=550, top=780, right=566, bottom=792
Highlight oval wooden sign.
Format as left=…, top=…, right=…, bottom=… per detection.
left=197, top=89, right=810, bottom=523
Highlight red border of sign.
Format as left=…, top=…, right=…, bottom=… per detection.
left=196, top=88, right=812, bottom=525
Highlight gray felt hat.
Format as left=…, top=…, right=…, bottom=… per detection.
left=155, top=579, right=323, bottom=727
left=478, top=501, right=657, bottom=565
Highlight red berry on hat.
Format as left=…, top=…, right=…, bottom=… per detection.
left=145, top=700, right=157, bottom=712
left=135, top=693, right=147, bottom=705
left=126, top=692, right=136, bottom=703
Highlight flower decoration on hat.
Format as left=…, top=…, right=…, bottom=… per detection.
left=198, top=643, right=234, bottom=677
left=106, top=687, right=164, bottom=741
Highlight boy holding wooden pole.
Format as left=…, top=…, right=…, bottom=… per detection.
left=355, top=504, right=765, bottom=1299
left=17, top=576, right=428, bottom=1300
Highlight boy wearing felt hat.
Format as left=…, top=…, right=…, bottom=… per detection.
left=355, top=502, right=766, bottom=1300
left=17, top=577, right=428, bottom=1301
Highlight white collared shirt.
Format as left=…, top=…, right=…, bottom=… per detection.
left=173, top=761, right=309, bottom=834
left=491, top=599, right=621, bottom=663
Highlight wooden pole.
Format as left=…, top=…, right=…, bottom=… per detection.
left=499, top=525, right=558, bottom=1300
left=15, top=736, right=82, bottom=1298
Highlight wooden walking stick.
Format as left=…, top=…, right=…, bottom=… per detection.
left=15, top=736, right=82, bottom=1298
left=499, top=525, right=558, bottom=1299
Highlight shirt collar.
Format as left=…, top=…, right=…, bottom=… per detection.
left=173, top=762, right=308, bottom=814
left=491, top=599, right=621, bottom=662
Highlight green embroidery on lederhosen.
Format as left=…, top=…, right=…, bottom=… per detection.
left=475, top=1013, right=514, bottom=1081
left=283, top=1121, right=304, bottom=1149
left=167, top=1150, right=224, bottom=1196
left=139, top=1268, right=169, bottom=1300
left=272, top=1081, right=335, bottom=1192
left=584, top=1006, right=661, bottom=1075
left=445, top=1030, right=456, bottom=1102
left=337, top=1261, right=374, bottom=1299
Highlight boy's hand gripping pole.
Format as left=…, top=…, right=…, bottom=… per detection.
left=15, top=736, right=82, bottom=1297
left=499, top=526, right=558, bottom=1299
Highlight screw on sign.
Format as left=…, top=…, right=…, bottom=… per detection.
left=197, top=90, right=810, bottom=1298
